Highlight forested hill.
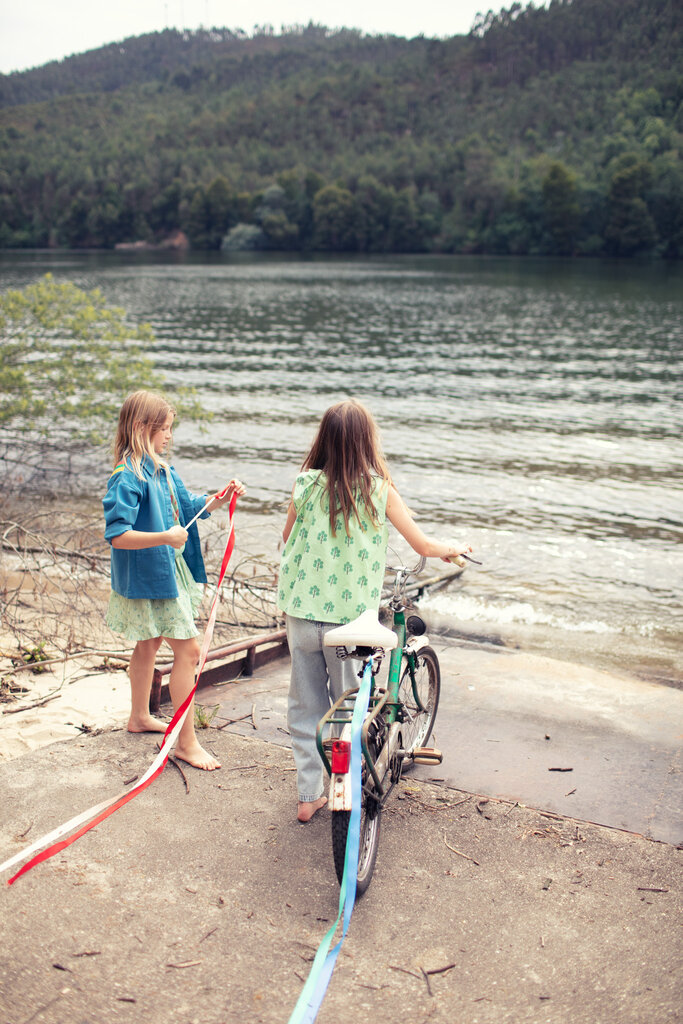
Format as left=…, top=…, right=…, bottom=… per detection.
left=0, top=0, right=681, bottom=258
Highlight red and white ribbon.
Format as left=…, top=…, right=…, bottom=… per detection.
left=1, top=492, right=237, bottom=886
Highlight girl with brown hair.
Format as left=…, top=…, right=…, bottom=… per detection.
left=278, top=399, right=471, bottom=821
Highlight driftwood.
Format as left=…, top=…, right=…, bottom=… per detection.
left=0, top=507, right=282, bottom=673
left=0, top=505, right=465, bottom=697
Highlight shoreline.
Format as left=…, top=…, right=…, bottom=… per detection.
left=2, top=492, right=681, bottom=693
left=1, top=499, right=681, bottom=768
left=2, top=623, right=680, bottom=767
left=422, top=608, right=683, bottom=693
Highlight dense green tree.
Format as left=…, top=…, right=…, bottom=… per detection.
left=417, top=191, right=444, bottom=243
left=148, top=180, right=183, bottom=234
left=255, top=184, right=300, bottom=248
left=205, top=177, right=238, bottom=241
left=604, top=155, right=658, bottom=255
left=542, top=162, right=581, bottom=255
left=389, top=189, right=422, bottom=251
left=276, top=168, right=324, bottom=248
left=354, top=176, right=394, bottom=252
left=221, top=223, right=267, bottom=250
left=648, top=155, right=683, bottom=257
left=312, top=186, right=357, bottom=250
left=182, top=176, right=238, bottom=249
left=183, top=187, right=210, bottom=248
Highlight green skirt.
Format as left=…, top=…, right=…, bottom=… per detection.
left=106, top=551, right=204, bottom=642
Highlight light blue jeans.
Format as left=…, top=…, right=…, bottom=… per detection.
left=286, top=615, right=359, bottom=803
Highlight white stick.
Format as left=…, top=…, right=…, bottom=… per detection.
left=184, top=497, right=213, bottom=531
left=184, top=486, right=230, bottom=531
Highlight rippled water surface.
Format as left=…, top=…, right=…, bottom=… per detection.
left=3, top=251, right=682, bottom=685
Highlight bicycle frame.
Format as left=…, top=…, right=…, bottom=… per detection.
left=315, top=574, right=432, bottom=804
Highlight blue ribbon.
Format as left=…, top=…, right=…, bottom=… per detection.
left=287, top=657, right=374, bottom=1024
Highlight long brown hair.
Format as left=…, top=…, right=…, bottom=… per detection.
left=302, top=400, right=391, bottom=536
left=112, top=390, right=175, bottom=478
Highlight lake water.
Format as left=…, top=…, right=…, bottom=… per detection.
left=2, top=251, right=682, bottom=687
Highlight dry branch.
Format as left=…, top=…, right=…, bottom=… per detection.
left=0, top=504, right=282, bottom=679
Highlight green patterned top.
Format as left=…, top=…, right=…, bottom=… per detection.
left=278, top=470, right=389, bottom=623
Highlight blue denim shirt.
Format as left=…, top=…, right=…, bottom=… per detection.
left=103, top=456, right=210, bottom=599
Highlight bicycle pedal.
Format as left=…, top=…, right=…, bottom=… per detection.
left=411, top=747, right=443, bottom=765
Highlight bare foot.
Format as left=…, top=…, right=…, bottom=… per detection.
left=298, top=796, right=327, bottom=823
left=173, top=741, right=221, bottom=771
left=127, top=714, right=168, bottom=733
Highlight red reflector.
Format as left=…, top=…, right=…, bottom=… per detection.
left=330, top=740, right=351, bottom=774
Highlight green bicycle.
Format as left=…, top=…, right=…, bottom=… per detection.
left=316, top=557, right=443, bottom=897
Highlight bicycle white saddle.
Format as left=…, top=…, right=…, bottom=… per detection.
left=323, top=609, right=398, bottom=650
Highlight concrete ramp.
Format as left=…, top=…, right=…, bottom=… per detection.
left=419, top=641, right=683, bottom=845
left=202, top=637, right=683, bottom=845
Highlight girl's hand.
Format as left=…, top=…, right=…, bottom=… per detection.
left=210, top=478, right=246, bottom=509
left=166, top=525, right=188, bottom=549
left=441, top=543, right=473, bottom=565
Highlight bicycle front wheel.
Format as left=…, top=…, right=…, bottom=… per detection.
left=398, top=645, right=441, bottom=754
left=331, top=785, right=381, bottom=897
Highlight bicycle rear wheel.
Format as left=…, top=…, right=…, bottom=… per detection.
left=331, top=733, right=385, bottom=892
left=398, top=645, right=441, bottom=754
left=331, top=764, right=382, bottom=897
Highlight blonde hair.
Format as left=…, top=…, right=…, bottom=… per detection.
left=112, top=390, right=175, bottom=478
left=302, top=400, right=391, bottom=536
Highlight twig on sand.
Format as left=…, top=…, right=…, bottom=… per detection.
left=8, top=650, right=132, bottom=674
left=165, top=752, right=190, bottom=793
left=425, top=962, right=456, bottom=976
left=2, top=692, right=61, bottom=715
left=217, top=711, right=252, bottom=730
left=388, top=964, right=422, bottom=980
left=444, top=833, right=480, bottom=866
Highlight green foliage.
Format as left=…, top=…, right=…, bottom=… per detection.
left=194, top=703, right=220, bottom=729
left=221, top=222, right=267, bottom=250
left=20, top=641, right=49, bottom=672
left=313, top=186, right=357, bottom=250
left=0, top=1, right=681, bottom=257
left=542, top=162, right=581, bottom=255
left=604, top=155, right=658, bottom=255
left=0, top=274, right=164, bottom=439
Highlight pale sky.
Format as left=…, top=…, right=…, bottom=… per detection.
left=0, top=0, right=500, bottom=75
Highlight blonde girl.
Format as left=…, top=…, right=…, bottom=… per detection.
left=278, top=399, right=472, bottom=821
left=103, top=390, right=245, bottom=771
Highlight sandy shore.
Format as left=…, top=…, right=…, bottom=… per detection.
left=0, top=501, right=281, bottom=759
left=0, top=657, right=134, bottom=762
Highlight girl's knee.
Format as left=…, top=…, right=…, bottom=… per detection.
left=177, top=638, right=200, bottom=664
left=136, top=636, right=163, bottom=656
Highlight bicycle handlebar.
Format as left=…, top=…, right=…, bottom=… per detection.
left=385, top=555, right=426, bottom=579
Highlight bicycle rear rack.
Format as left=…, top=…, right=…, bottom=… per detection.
left=316, top=685, right=396, bottom=796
